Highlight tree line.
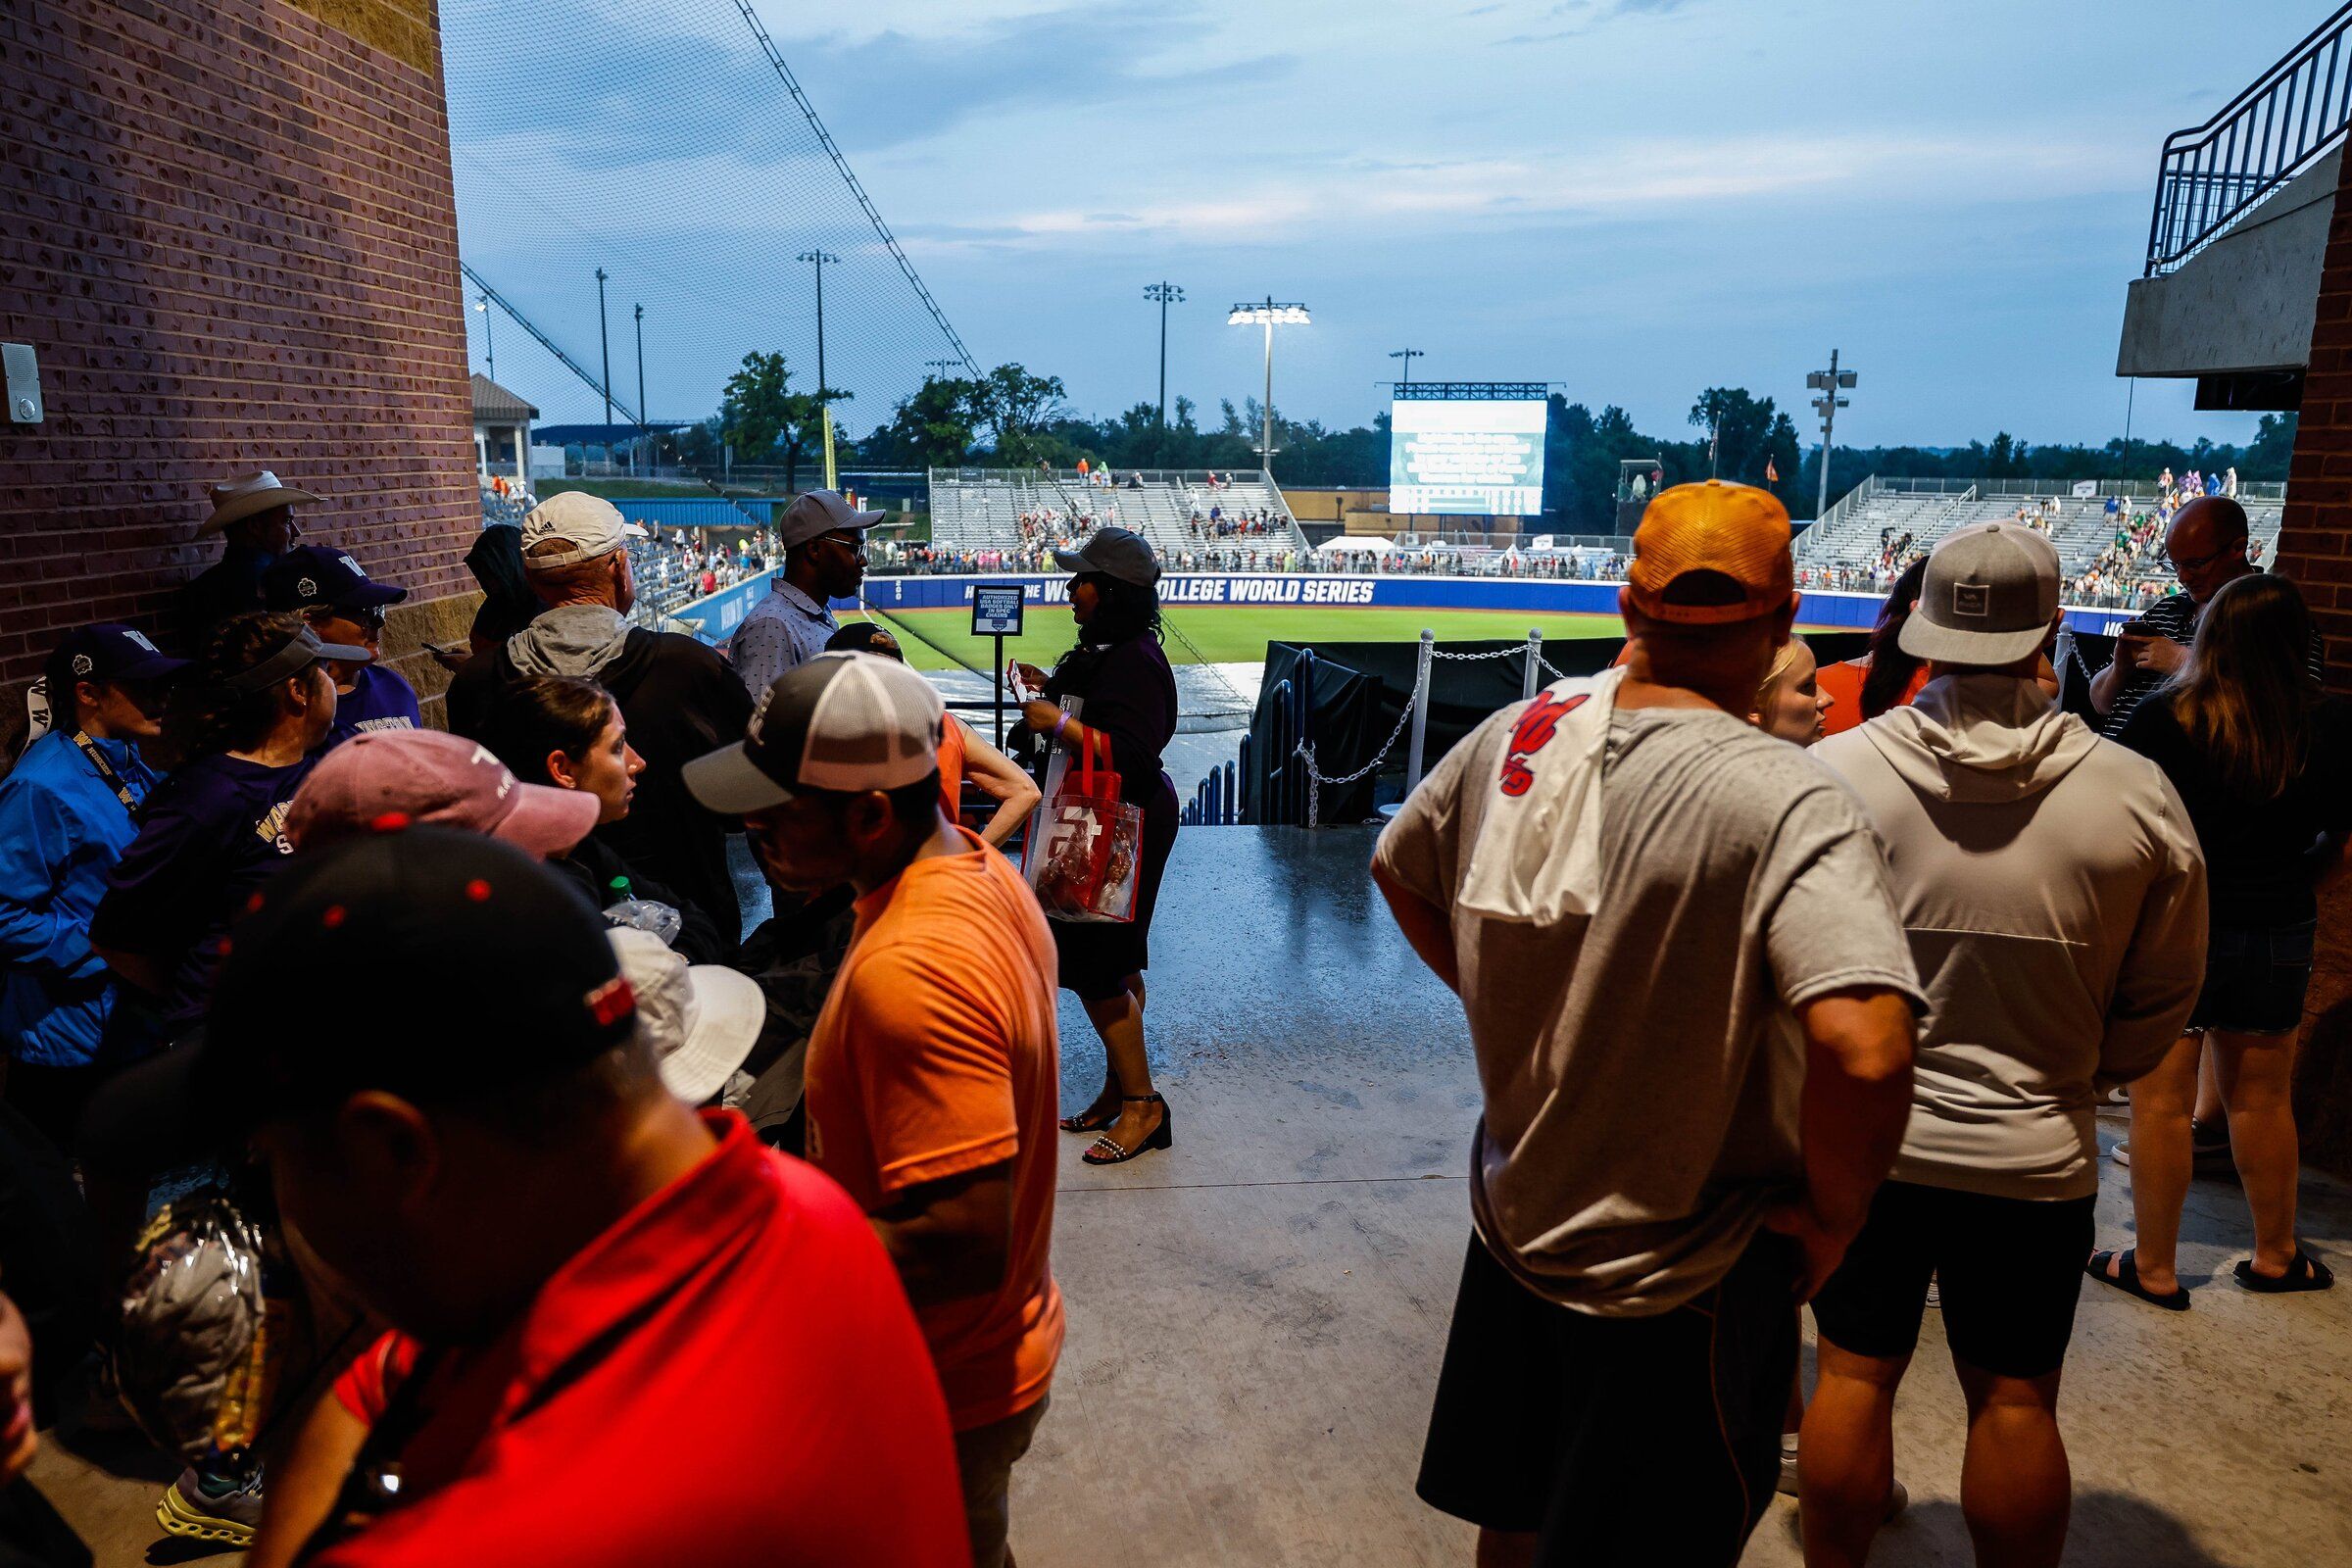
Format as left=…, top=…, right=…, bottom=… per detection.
left=660, top=350, right=2297, bottom=530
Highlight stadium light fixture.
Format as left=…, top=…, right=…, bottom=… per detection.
left=474, top=293, right=494, bottom=382
left=1146, top=281, right=1185, bottom=427
left=1228, top=297, right=1310, bottom=468
left=1805, top=349, right=1858, bottom=520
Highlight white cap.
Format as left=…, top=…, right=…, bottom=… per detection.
left=683, top=652, right=944, bottom=814
left=519, top=491, right=649, bottom=569
left=606, top=928, right=765, bottom=1106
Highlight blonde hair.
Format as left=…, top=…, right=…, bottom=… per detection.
left=1752, top=637, right=1811, bottom=720
left=2165, top=574, right=2315, bottom=801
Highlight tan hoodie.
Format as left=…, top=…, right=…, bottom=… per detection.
left=1814, top=674, right=2207, bottom=1200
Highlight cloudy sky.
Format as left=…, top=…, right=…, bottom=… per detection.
left=446, top=0, right=2319, bottom=449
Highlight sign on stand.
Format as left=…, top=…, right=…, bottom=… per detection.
left=972, top=585, right=1028, bottom=748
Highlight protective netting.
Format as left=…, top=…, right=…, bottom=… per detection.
left=442, top=0, right=974, bottom=435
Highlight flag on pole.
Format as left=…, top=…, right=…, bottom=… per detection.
left=1765, top=456, right=1780, bottom=483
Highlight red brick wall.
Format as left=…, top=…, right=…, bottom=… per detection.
left=0, top=0, right=472, bottom=685
left=2274, top=149, right=2352, bottom=1173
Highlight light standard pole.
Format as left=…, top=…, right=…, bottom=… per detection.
left=1389, top=347, right=1424, bottom=387
left=595, top=267, right=612, bottom=430
left=1145, top=281, right=1184, bottom=425
left=1806, top=349, right=1857, bottom=519
left=1227, top=297, right=1310, bottom=471
left=475, top=294, right=495, bottom=381
left=633, top=303, right=648, bottom=472
left=924, top=359, right=961, bottom=380
left=800, top=250, right=841, bottom=489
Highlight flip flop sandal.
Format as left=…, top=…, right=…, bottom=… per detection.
left=2233, top=1249, right=2335, bottom=1294
left=2084, top=1248, right=2190, bottom=1311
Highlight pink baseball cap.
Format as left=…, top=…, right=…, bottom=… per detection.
left=287, top=730, right=600, bottom=858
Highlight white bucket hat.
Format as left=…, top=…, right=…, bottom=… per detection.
left=607, top=928, right=765, bottom=1105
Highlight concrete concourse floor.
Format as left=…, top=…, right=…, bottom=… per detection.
left=20, top=825, right=2351, bottom=1564
left=1023, top=826, right=2352, bottom=1568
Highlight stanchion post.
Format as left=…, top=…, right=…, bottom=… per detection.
left=1523, top=628, right=1544, bottom=700
left=1403, top=628, right=1436, bottom=796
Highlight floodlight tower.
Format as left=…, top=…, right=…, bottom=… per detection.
left=1806, top=349, right=1857, bottom=519
left=595, top=268, right=612, bottom=428
left=475, top=294, right=495, bottom=381
left=1227, top=297, right=1310, bottom=469
left=1145, top=281, right=1185, bottom=426
left=798, top=250, right=842, bottom=399
left=1389, top=347, right=1424, bottom=387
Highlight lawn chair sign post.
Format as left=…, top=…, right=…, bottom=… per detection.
left=972, top=584, right=1027, bottom=749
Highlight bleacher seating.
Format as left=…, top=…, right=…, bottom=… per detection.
left=927, top=468, right=1309, bottom=560
left=1794, top=478, right=2285, bottom=604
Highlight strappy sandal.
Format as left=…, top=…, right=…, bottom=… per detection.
left=1058, top=1080, right=1120, bottom=1135
left=2084, top=1248, right=2190, bottom=1311
left=2233, top=1248, right=2334, bottom=1294
left=1082, top=1095, right=1173, bottom=1165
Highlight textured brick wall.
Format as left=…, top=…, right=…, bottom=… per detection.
left=2273, top=149, right=2352, bottom=1175
left=0, top=0, right=472, bottom=694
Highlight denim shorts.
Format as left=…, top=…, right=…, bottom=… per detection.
left=2188, top=919, right=2318, bottom=1037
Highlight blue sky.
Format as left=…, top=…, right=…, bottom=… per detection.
left=446, top=0, right=2324, bottom=451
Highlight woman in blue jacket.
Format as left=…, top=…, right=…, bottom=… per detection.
left=0, top=625, right=185, bottom=1148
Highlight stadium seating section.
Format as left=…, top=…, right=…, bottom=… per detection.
left=929, top=468, right=1310, bottom=559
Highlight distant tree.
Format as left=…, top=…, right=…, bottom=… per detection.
left=868, top=374, right=980, bottom=467
left=972, top=364, right=1067, bottom=466
left=718, top=351, right=842, bottom=491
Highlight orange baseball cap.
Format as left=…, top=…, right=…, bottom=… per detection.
left=1625, top=480, right=1795, bottom=625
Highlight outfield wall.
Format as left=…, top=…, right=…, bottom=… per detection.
left=670, top=571, right=2146, bottom=641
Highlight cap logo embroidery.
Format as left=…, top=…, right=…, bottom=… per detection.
left=1951, top=582, right=1990, bottom=617
left=70, top=654, right=94, bottom=676
left=296, top=577, right=318, bottom=599
left=585, top=975, right=636, bottom=1028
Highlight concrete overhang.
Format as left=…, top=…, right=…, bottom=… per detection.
left=2119, top=145, right=2341, bottom=397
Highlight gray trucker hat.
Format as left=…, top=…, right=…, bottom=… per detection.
left=683, top=652, right=943, bottom=814
left=1897, top=521, right=2061, bottom=667
left=1053, top=525, right=1161, bottom=588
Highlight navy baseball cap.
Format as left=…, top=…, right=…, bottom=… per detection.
left=202, top=828, right=638, bottom=1130
left=263, top=546, right=408, bottom=613
left=52, top=624, right=189, bottom=684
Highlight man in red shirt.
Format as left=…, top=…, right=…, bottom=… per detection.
left=688, top=653, right=1063, bottom=1568
left=204, top=827, right=968, bottom=1568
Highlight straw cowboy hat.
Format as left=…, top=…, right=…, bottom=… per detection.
left=202, top=471, right=322, bottom=535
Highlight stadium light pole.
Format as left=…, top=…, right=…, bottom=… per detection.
left=799, top=250, right=842, bottom=490
left=595, top=268, right=612, bottom=431
left=924, top=359, right=961, bottom=380
left=1145, top=281, right=1185, bottom=426
left=633, top=303, right=648, bottom=472
left=1228, top=298, right=1310, bottom=470
left=475, top=294, right=495, bottom=382
left=1806, top=349, right=1857, bottom=519
left=1389, top=347, right=1424, bottom=387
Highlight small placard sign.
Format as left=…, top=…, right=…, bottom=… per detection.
left=971, top=585, right=1027, bottom=638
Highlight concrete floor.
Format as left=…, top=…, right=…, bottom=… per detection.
left=21, top=825, right=2352, bottom=1565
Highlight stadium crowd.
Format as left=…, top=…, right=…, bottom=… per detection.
left=0, top=465, right=2335, bottom=1568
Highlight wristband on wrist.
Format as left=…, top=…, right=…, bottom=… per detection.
left=1052, top=712, right=1071, bottom=745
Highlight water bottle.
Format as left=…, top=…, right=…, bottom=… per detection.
left=603, top=875, right=682, bottom=947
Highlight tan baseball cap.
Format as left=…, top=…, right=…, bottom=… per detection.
left=1625, top=480, right=1795, bottom=625
left=519, top=491, right=648, bottom=569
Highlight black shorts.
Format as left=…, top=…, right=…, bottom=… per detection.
left=1417, top=1231, right=1796, bottom=1565
left=1810, top=1180, right=2095, bottom=1381
left=2188, top=919, right=2316, bottom=1036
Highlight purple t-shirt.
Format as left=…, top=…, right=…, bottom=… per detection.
left=322, top=663, right=421, bottom=752
left=92, top=751, right=317, bottom=1041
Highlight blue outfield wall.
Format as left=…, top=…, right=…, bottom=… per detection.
left=670, top=571, right=2145, bottom=642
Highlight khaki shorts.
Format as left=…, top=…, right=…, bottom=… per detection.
left=954, top=1396, right=1050, bottom=1568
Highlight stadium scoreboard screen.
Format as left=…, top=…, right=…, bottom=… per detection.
left=1390, top=383, right=1548, bottom=515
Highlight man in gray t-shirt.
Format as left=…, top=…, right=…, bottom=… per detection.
left=1374, top=479, right=1922, bottom=1567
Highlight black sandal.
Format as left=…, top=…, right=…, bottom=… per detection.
left=2085, top=1248, right=2190, bottom=1311
left=1058, top=1080, right=1119, bottom=1135
left=2233, top=1249, right=2335, bottom=1294
left=1082, top=1095, right=1173, bottom=1165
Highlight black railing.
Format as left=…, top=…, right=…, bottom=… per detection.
left=2147, top=2, right=2352, bottom=275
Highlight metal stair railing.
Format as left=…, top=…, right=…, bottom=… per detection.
left=2147, top=1, right=2352, bottom=275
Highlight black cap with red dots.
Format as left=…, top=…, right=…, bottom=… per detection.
left=202, top=826, right=638, bottom=1129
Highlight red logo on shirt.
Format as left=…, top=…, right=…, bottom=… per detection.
left=1498, top=692, right=1589, bottom=797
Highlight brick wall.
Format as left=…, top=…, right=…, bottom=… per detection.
left=2272, top=148, right=2352, bottom=1174
left=0, top=0, right=473, bottom=706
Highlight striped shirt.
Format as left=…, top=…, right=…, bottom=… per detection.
left=2101, top=579, right=2326, bottom=738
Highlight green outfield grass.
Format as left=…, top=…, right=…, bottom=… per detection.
left=857, top=604, right=1633, bottom=670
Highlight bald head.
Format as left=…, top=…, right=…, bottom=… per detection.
left=2165, top=496, right=2253, bottom=604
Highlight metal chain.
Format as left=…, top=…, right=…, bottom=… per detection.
left=1430, top=646, right=1527, bottom=662
left=1293, top=697, right=1422, bottom=827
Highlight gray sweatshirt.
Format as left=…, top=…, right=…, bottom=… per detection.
left=1814, top=674, right=2207, bottom=1200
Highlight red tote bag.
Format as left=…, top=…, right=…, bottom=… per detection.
left=1022, top=729, right=1144, bottom=923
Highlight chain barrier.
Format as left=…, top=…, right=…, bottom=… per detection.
left=1430, top=646, right=1528, bottom=662
left=1294, top=697, right=1420, bottom=830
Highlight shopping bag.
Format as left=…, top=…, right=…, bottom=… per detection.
left=1023, top=729, right=1144, bottom=923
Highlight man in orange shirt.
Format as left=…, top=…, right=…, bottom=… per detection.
left=686, top=652, right=1062, bottom=1568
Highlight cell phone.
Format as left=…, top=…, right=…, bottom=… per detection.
left=2116, top=620, right=2160, bottom=636
left=1006, top=660, right=1039, bottom=704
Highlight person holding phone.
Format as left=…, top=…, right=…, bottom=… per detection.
left=2090, top=496, right=2317, bottom=738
